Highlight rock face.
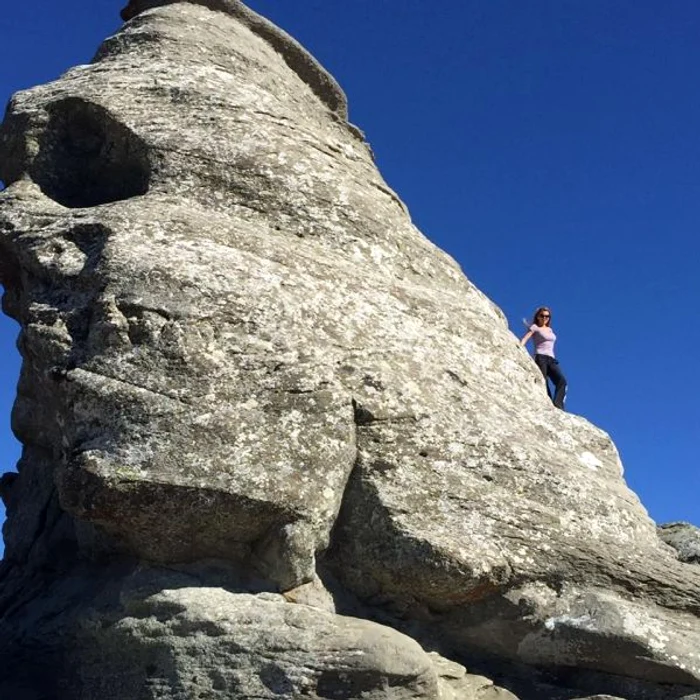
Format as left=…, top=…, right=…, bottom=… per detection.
left=1, top=2, right=699, bottom=699
left=659, top=522, right=700, bottom=565
left=83, top=585, right=441, bottom=699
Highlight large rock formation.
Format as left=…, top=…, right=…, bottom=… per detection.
left=1, top=2, right=699, bottom=698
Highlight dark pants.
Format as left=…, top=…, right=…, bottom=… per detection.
left=535, top=354, right=567, bottom=409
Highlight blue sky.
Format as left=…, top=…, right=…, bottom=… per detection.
left=1, top=1, right=698, bottom=556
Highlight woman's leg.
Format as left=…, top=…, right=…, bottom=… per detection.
left=534, top=354, right=553, bottom=401
left=547, top=360, right=567, bottom=409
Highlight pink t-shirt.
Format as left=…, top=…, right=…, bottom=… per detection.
left=530, top=324, right=556, bottom=357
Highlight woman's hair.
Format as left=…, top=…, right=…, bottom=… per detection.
left=532, top=306, right=552, bottom=327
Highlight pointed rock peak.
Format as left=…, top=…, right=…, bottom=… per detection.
left=118, top=0, right=349, bottom=119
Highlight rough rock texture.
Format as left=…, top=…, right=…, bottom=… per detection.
left=118, top=0, right=349, bottom=119
left=83, top=585, right=440, bottom=699
left=659, top=522, right=700, bottom=564
left=0, top=563, right=431, bottom=699
left=1, top=2, right=700, bottom=699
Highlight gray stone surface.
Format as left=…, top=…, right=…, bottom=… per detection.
left=118, top=0, right=349, bottom=119
left=659, top=522, right=700, bottom=564
left=1, top=2, right=699, bottom=699
left=0, top=565, right=443, bottom=699
left=80, top=586, right=440, bottom=699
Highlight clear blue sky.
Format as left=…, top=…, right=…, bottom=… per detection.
left=1, top=1, right=698, bottom=556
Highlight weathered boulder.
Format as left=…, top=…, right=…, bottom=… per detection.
left=0, top=563, right=440, bottom=700
left=659, top=522, right=700, bottom=564
left=1, top=2, right=699, bottom=699
left=83, top=585, right=440, bottom=699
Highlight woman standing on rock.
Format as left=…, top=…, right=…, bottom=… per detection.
left=520, top=306, right=567, bottom=410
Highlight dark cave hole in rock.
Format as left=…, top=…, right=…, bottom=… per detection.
left=34, top=97, right=150, bottom=208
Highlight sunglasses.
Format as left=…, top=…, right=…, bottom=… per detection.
left=538, top=313, right=550, bottom=318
